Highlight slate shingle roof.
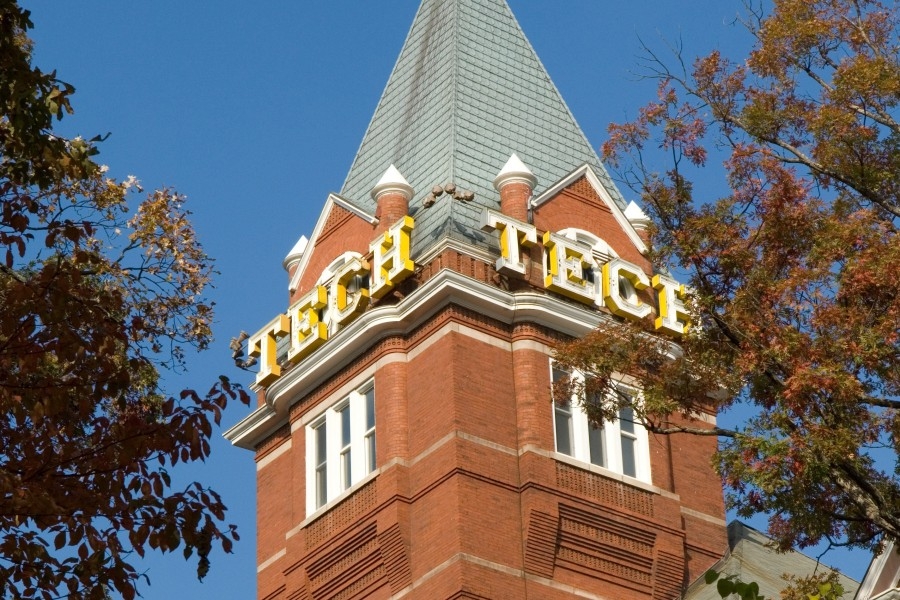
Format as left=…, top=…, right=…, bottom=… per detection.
left=340, top=0, right=627, bottom=255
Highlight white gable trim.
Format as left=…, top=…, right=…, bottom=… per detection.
left=856, top=541, right=900, bottom=600
left=288, top=193, right=377, bottom=293
left=532, top=164, right=648, bottom=256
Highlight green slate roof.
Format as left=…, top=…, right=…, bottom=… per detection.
left=339, top=0, right=627, bottom=255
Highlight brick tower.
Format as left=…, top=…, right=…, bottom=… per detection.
left=225, top=1, right=728, bottom=598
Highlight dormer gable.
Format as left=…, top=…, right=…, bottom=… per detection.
left=288, top=193, right=377, bottom=301
left=532, top=164, right=648, bottom=268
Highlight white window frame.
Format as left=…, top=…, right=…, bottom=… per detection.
left=551, top=363, right=651, bottom=483
left=305, top=382, right=376, bottom=515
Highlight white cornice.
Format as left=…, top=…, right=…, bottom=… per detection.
left=532, top=164, right=648, bottom=256
left=223, top=404, right=280, bottom=452
left=224, top=269, right=610, bottom=450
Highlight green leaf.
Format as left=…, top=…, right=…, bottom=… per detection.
left=705, top=569, right=720, bottom=584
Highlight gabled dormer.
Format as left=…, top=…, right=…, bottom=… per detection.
left=286, top=193, right=377, bottom=301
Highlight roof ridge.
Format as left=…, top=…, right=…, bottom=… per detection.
left=500, top=0, right=627, bottom=208
left=448, top=0, right=459, bottom=223
left=336, top=1, right=428, bottom=196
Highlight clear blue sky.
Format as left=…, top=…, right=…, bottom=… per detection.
left=22, top=1, right=870, bottom=597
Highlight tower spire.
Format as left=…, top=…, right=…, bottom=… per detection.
left=340, top=0, right=626, bottom=255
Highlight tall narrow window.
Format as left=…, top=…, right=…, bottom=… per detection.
left=306, top=381, right=378, bottom=515
left=586, top=387, right=605, bottom=467
left=552, top=367, right=574, bottom=456
left=313, top=421, right=328, bottom=509
left=339, top=404, right=352, bottom=491
left=619, top=406, right=638, bottom=478
left=587, top=422, right=605, bottom=467
left=364, top=387, right=376, bottom=473
left=554, top=402, right=575, bottom=457
left=550, top=362, right=651, bottom=482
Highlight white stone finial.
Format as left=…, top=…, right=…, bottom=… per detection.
left=493, top=153, right=537, bottom=191
left=370, top=164, right=414, bottom=201
left=282, top=235, right=309, bottom=270
left=624, top=201, right=651, bottom=231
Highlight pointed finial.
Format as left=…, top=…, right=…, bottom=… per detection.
left=624, top=201, right=650, bottom=231
left=371, top=164, right=414, bottom=201
left=493, top=153, right=537, bottom=191
left=282, top=235, right=309, bottom=270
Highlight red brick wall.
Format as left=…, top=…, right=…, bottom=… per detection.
left=252, top=305, right=727, bottom=599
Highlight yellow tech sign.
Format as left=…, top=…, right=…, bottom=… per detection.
left=248, top=211, right=687, bottom=386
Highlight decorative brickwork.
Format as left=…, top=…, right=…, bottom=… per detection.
left=308, top=537, right=378, bottom=588
left=556, top=504, right=655, bottom=588
left=557, top=546, right=651, bottom=585
left=305, top=482, right=377, bottom=550
left=318, top=205, right=355, bottom=246
left=378, top=523, right=412, bottom=593
left=306, top=524, right=385, bottom=600
left=556, top=463, right=655, bottom=517
left=329, top=567, right=385, bottom=600
left=524, top=510, right=558, bottom=578
left=560, top=516, right=654, bottom=558
left=652, top=551, right=686, bottom=600
left=414, top=249, right=500, bottom=289
left=263, top=585, right=287, bottom=600
left=287, top=587, right=310, bottom=600
left=569, top=176, right=611, bottom=213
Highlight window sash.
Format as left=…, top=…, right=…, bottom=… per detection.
left=306, top=383, right=376, bottom=515
left=550, top=364, right=650, bottom=482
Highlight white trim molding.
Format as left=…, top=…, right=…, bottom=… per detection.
left=225, top=269, right=611, bottom=450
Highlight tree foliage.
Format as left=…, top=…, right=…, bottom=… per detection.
left=554, top=0, right=900, bottom=555
left=0, top=3, right=249, bottom=598
left=703, top=568, right=845, bottom=600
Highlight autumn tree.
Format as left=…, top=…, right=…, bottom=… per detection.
left=0, top=3, right=248, bottom=598
left=554, top=0, right=900, bottom=559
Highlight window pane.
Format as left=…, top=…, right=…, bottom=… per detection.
left=551, top=367, right=567, bottom=383
left=621, top=436, right=637, bottom=478
left=341, top=449, right=351, bottom=490
left=554, top=404, right=574, bottom=456
left=366, top=432, right=376, bottom=473
left=365, top=388, right=375, bottom=430
left=340, top=405, right=351, bottom=447
left=316, top=465, right=327, bottom=507
left=314, top=422, right=329, bottom=507
left=315, top=422, right=327, bottom=464
left=619, top=406, right=636, bottom=434
left=588, top=423, right=604, bottom=466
